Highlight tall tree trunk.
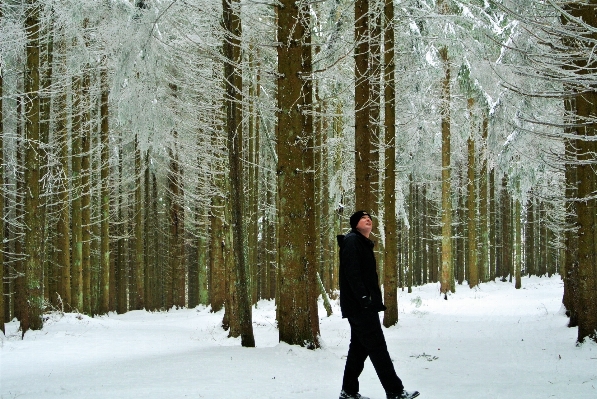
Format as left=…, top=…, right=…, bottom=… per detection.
left=479, top=113, right=489, bottom=282
left=0, top=1, right=4, bottom=333
left=21, top=0, right=43, bottom=333
left=15, top=97, right=25, bottom=323
left=116, top=142, right=127, bottom=314
left=514, top=198, right=522, bottom=289
left=382, top=0, right=398, bottom=328
left=467, top=98, right=478, bottom=289
left=489, top=168, right=497, bottom=281
left=439, top=45, right=453, bottom=295
left=563, top=95, right=579, bottom=326
left=501, top=178, right=512, bottom=282
left=571, top=3, right=597, bottom=342
left=71, top=71, right=83, bottom=312
left=369, top=1, right=382, bottom=274
left=144, top=152, right=154, bottom=310
left=354, top=0, right=372, bottom=209
left=99, top=62, right=110, bottom=314
left=276, top=0, right=319, bottom=348
left=40, top=13, right=52, bottom=306
left=526, top=197, right=536, bottom=277
left=223, top=0, right=255, bottom=347
left=168, top=135, right=184, bottom=309
left=133, top=135, right=144, bottom=309
left=81, top=65, right=91, bottom=315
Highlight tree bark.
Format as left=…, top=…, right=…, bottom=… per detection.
left=0, top=1, right=4, bottom=333
left=22, top=0, right=43, bottom=332
left=570, top=2, right=597, bottom=342
left=71, top=71, right=83, bottom=312
left=276, top=0, right=320, bottom=348
left=439, top=45, right=453, bottom=295
left=382, top=0, right=398, bottom=328
left=354, top=0, right=373, bottom=209
left=133, top=135, right=144, bottom=310
left=479, top=113, right=489, bottom=282
left=223, top=0, right=255, bottom=347
left=99, top=62, right=110, bottom=314
left=467, top=98, right=478, bottom=289
left=81, top=62, right=91, bottom=315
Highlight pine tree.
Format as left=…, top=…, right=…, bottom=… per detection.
left=22, top=0, right=43, bottom=332
left=276, top=0, right=320, bottom=348
left=382, top=0, right=398, bottom=328
left=222, top=0, right=254, bottom=347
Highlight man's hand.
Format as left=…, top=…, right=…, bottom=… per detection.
left=360, top=295, right=372, bottom=308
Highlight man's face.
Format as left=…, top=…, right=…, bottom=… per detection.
left=356, top=214, right=373, bottom=236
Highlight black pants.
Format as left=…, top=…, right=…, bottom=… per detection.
left=341, top=311, right=404, bottom=395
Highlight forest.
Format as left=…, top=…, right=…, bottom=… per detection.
left=0, top=0, right=596, bottom=348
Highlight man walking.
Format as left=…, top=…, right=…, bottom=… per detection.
left=337, top=211, right=419, bottom=399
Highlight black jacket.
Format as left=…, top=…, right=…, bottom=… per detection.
left=337, top=229, right=386, bottom=318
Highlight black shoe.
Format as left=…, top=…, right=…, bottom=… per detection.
left=387, top=390, right=420, bottom=399
left=339, top=390, right=371, bottom=399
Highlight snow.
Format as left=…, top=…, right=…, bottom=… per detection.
left=1, top=275, right=596, bottom=399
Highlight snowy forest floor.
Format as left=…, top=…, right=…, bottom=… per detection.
left=1, top=275, right=596, bottom=399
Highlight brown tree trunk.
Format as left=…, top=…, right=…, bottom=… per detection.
left=467, top=99, right=478, bottom=288
left=479, top=113, right=489, bottom=282
left=223, top=0, right=255, bottom=347
left=0, top=1, right=4, bottom=333
left=382, top=0, right=398, bottom=328
left=71, top=71, right=83, bottom=312
left=81, top=65, right=91, bottom=315
left=22, top=0, right=43, bottom=332
left=99, top=61, right=110, bottom=314
left=276, top=0, right=320, bottom=348
left=354, top=0, right=373, bottom=209
left=439, top=45, right=453, bottom=295
left=571, top=2, right=597, bottom=342
left=133, top=135, right=144, bottom=309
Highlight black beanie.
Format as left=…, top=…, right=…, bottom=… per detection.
left=350, top=210, right=371, bottom=230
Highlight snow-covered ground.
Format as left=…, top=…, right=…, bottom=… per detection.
left=1, top=275, right=595, bottom=399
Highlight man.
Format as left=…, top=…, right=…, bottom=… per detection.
left=337, top=211, right=419, bottom=399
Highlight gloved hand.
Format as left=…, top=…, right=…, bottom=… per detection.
left=360, top=295, right=372, bottom=308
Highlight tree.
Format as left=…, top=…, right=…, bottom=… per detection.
left=565, top=2, right=597, bottom=343
left=276, top=0, right=320, bottom=348
left=21, top=0, right=43, bottom=333
left=382, top=0, right=398, bottom=327
left=354, top=0, right=373, bottom=209
left=222, top=0, right=254, bottom=347
left=0, top=0, right=4, bottom=335
left=99, top=58, right=110, bottom=314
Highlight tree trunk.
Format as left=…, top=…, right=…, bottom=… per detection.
left=0, top=1, right=4, bottom=333
left=467, top=99, right=478, bottom=288
left=99, top=62, right=110, bottom=314
left=15, top=100, right=25, bottom=323
left=71, top=71, right=83, bottom=312
left=22, top=0, right=43, bottom=332
left=439, top=45, right=453, bottom=295
left=116, top=142, right=127, bottom=314
left=562, top=94, right=579, bottom=326
left=382, top=0, right=398, bottom=328
left=500, top=178, right=511, bottom=281
left=489, top=168, right=497, bottom=281
left=354, top=0, right=373, bottom=209
left=81, top=66, right=91, bottom=315
left=223, top=0, right=255, bottom=347
left=571, top=2, right=597, bottom=342
left=479, top=113, right=489, bottom=282
left=514, top=198, right=522, bottom=289
left=276, top=0, right=320, bottom=348
left=133, top=135, right=144, bottom=310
